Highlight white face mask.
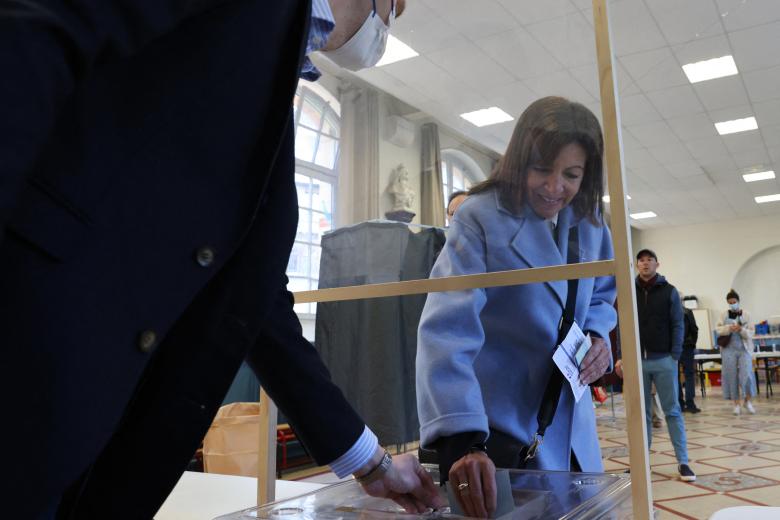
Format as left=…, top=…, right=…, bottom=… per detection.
left=322, top=1, right=395, bottom=71
left=730, top=302, right=740, bottom=311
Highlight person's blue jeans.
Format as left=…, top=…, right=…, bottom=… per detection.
left=643, top=355, right=689, bottom=464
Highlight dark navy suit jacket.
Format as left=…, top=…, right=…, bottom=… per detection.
left=0, top=1, right=364, bottom=517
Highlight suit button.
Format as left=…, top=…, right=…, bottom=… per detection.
left=195, top=247, right=215, bottom=267
left=138, top=330, right=158, bottom=353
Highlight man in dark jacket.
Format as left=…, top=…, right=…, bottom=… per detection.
left=635, top=249, right=696, bottom=482
left=0, top=1, right=441, bottom=519
left=678, top=298, right=701, bottom=413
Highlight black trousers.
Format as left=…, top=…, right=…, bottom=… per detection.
left=678, top=347, right=697, bottom=408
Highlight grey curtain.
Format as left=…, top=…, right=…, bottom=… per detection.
left=315, top=222, right=447, bottom=445
left=420, top=122, right=445, bottom=227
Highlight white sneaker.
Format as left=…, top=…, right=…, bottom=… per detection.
left=733, top=404, right=741, bottom=415
left=745, top=401, right=756, bottom=414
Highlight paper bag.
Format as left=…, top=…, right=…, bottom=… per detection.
left=202, top=402, right=261, bottom=477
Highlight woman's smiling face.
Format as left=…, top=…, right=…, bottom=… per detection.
left=524, top=142, right=586, bottom=220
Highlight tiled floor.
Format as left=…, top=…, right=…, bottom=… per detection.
left=595, top=386, right=780, bottom=519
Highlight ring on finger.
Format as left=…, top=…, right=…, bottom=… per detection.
left=457, top=482, right=469, bottom=491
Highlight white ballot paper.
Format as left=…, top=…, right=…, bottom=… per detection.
left=552, top=322, right=592, bottom=402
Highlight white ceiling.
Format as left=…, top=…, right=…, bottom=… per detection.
left=352, top=0, right=780, bottom=229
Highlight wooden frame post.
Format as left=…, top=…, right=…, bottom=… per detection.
left=592, top=1, right=653, bottom=518
left=257, top=389, right=278, bottom=505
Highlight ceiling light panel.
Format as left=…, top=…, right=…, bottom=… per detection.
left=376, top=35, right=419, bottom=67
left=743, top=170, right=775, bottom=183
left=714, top=116, right=758, bottom=135
left=682, top=55, right=739, bottom=83
left=630, top=211, right=657, bottom=219
left=460, top=107, right=514, bottom=127
left=755, top=194, right=780, bottom=204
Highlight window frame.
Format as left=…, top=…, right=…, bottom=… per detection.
left=289, top=85, right=340, bottom=318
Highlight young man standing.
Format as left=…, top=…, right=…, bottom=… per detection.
left=635, top=249, right=696, bottom=482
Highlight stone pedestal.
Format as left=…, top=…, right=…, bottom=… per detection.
left=384, top=210, right=415, bottom=223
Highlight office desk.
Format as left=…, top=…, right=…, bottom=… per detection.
left=694, top=352, right=780, bottom=398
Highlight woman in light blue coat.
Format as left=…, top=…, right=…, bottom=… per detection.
left=416, top=97, right=617, bottom=517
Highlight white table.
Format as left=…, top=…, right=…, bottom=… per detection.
left=155, top=472, right=326, bottom=520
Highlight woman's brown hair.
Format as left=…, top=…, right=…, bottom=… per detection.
left=470, top=96, right=605, bottom=223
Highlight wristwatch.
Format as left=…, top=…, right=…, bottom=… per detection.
left=356, top=450, right=392, bottom=485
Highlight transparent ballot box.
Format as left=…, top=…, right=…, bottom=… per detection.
left=216, top=468, right=631, bottom=520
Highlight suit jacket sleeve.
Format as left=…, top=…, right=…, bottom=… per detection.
left=245, top=287, right=366, bottom=466
left=0, top=0, right=224, bottom=244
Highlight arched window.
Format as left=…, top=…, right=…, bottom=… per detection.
left=287, top=81, right=340, bottom=315
left=441, top=149, right=485, bottom=225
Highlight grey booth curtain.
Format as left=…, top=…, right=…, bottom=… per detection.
left=314, top=221, right=446, bottom=446
left=420, top=123, right=445, bottom=228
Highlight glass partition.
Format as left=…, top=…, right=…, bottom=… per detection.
left=273, top=1, right=780, bottom=518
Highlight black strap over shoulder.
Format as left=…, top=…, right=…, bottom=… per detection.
left=523, top=227, right=579, bottom=462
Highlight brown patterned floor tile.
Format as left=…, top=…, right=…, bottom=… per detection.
left=657, top=493, right=756, bottom=519
left=711, top=441, right=780, bottom=455
left=741, top=466, right=780, bottom=482
left=691, top=471, right=776, bottom=492
left=752, top=451, right=780, bottom=463
left=601, top=446, right=630, bottom=459
left=686, top=436, right=743, bottom=448
left=725, top=430, right=780, bottom=442
left=690, top=427, right=753, bottom=437
left=698, top=455, right=778, bottom=471
left=684, top=430, right=721, bottom=440
left=651, top=479, right=712, bottom=500
left=601, top=457, right=630, bottom=472
left=598, top=439, right=625, bottom=448
left=729, top=483, right=780, bottom=506
left=653, top=506, right=691, bottom=518
left=612, top=452, right=679, bottom=466
left=651, top=441, right=676, bottom=452
left=682, top=446, right=745, bottom=459
left=599, top=430, right=630, bottom=439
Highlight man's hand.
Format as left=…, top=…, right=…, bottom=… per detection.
left=579, top=336, right=610, bottom=385
left=449, top=451, right=497, bottom=518
left=359, top=453, right=445, bottom=513
left=614, top=359, right=623, bottom=379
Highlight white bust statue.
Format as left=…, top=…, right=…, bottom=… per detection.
left=388, top=164, right=415, bottom=212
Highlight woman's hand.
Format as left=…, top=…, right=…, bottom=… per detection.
left=730, top=324, right=741, bottom=333
left=579, top=336, right=610, bottom=385
left=449, top=451, right=497, bottom=518
left=614, top=359, right=623, bottom=379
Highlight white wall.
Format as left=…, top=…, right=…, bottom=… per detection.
left=633, top=214, right=780, bottom=329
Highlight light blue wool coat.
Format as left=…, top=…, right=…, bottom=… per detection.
left=416, top=189, right=617, bottom=471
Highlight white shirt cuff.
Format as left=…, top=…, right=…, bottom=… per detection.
left=328, top=426, right=379, bottom=478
